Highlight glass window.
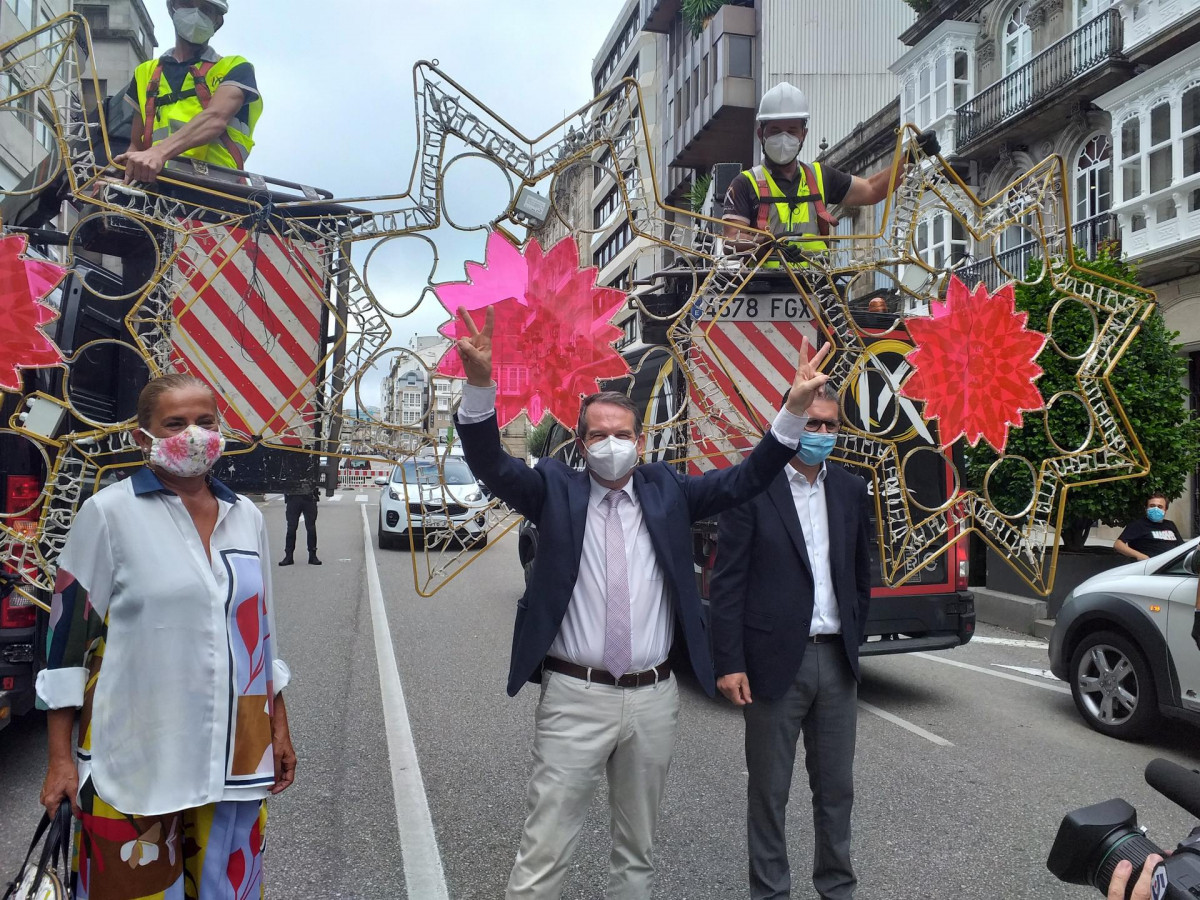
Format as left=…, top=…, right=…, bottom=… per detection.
left=1150, top=103, right=1171, bottom=145
left=728, top=34, right=752, bottom=79
left=952, top=51, right=970, bottom=107
left=1119, top=115, right=1142, bottom=200
left=1182, top=87, right=1200, bottom=179
left=1147, top=103, right=1172, bottom=194
left=1003, top=2, right=1032, bottom=76
left=1074, top=133, right=1112, bottom=222
left=701, top=55, right=709, bottom=99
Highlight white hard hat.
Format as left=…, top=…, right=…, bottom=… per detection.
left=208, top=0, right=229, bottom=12
left=757, top=82, right=809, bottom=122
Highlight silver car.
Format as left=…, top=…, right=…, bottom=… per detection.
left=1049, top=537, right=1199, bottom=740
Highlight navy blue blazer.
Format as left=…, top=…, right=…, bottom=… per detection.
left=709, top=462, right=873, bottom=700
left=456, top=412, right=797, bottom=697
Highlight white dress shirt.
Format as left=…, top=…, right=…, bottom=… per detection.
left=786, top=462, right=841, bottom=636
left=37, top=469, right=290, bottom=815
left=458, top=381, right=810, bottom=671
left=550, top=478, right=671, bottom=670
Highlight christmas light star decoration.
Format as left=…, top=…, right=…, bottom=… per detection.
left=901, top=276, right=1047, bottom=454
left=435, top=233, right=630, bottom=428
left=0, top=232, right=66, bottom=392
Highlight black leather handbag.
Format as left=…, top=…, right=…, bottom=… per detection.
left=2, top=800, right=73, bottom=900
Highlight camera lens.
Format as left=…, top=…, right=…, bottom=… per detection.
left=1091, top=829, right=1163, bottom=897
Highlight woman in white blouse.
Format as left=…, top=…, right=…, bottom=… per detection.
left=37, top=373, right=296, bottom=900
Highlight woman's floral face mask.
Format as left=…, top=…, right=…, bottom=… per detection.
left=140, top=424, right=225, bottom=478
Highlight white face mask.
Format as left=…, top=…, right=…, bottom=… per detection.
left=585, top=435, right=640, bottom=482
left=763, top=132, right=802, bottom=166
left=140, top=424, right=225, bottom=478
left=172, top=7, right=217, bottom=44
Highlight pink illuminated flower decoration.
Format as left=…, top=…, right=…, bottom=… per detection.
left=900, top=276, right=1047, bottom=454
left=0, top=233, right=66, bottom=392
left=436, top=233, right=630, bottom=428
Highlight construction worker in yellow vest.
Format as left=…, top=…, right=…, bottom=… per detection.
left=722, top=82, right=939, bottom=267
left=114, top=0, right=261, bottom=184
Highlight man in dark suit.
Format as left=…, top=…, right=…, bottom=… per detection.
left=710, top=383, right=872, bottom=900
left=450, top=305, right=830, bottom=900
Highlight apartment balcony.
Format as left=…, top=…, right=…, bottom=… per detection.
left=662, top=4, right=757, bottom=173
left=955, top=212, right=1120, bottom=292
left=639, top=0, right=681, bottom=33
left=1115, top=175, right=1200, bottom=283
left=955, top=10, right=1130, bottom=155
left=1120, top=0, right=1200, bottom=65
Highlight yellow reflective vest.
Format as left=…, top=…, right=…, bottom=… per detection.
left=742, top=162, right=836, bottom=267
left=133, top=54, right=261, bottom=170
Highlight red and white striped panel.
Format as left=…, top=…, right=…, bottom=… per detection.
left=687, top=317, right=819, bottom=475
left=168, top=221, right=328, bottom=447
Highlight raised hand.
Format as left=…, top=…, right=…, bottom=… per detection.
left=784, top=335, right=832, bottom=416
left=455, top=305, right=494, bottom=387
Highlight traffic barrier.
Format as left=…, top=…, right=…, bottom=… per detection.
left=337, top=467, right=392, bottom=489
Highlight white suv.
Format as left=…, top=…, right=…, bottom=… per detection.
left=1049, top=538, right=1199, bottom=740
left=377, top=457, right=488, bottom=550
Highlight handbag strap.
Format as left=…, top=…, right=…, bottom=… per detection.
left=2, top=810, right=53, bottom=898
left=10, top=799, right=72, bottom=899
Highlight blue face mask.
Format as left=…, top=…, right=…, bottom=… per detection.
left=796, top=431, right=836, bottom=466
left=1146, top=507, right=1166, bottom=523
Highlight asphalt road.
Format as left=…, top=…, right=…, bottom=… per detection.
left=2, top=489, right=1198, bottom=900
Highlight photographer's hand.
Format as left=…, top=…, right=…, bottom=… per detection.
left=1107, top=855, right=1162, bottom=900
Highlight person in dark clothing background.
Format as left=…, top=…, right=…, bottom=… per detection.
left=1113, top=492, right=1184, bottom=562
left=280, top=488, right=320, bottom=566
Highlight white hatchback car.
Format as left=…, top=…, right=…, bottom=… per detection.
left=377, top=457, right=488, bottom=550
left=1048, top=537, right=1199, bottom=740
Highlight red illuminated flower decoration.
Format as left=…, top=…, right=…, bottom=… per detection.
left=0, top=233, right=66, bottom=392
left=436, top=233, right=630, bottom=428
left=900, top=276, right=1046, bottom=453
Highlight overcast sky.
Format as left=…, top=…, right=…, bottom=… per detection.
left=139, top=0, right=630, bottom=406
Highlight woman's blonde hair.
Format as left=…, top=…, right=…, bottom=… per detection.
left=136, top=373, right=216, bottom=428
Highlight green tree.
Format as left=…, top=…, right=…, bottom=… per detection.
left=527, top=413, right=556, bottom=459
left=964, top=248, right=1200, bottom=550
left=687, top=172, right=713, bottom=214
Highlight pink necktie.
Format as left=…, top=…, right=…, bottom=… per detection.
left=603, top=490, right=632, bottom=679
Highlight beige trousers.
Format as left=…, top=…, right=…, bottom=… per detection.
left=506, top=670, right=680, bottom=900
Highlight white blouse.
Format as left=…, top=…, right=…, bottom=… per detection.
left=36, top=468, right=290, bottom=816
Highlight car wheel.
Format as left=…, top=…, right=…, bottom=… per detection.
left=1068, top=630, right=1159, bottom=740
left=523, top=559, right=534, bottom=588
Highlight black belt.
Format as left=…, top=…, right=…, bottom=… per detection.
left=542, top=656, right=671, bottom=688
left=809, top=633, right=841, bottom=643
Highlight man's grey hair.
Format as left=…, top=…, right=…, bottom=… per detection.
left=577, top=391, right=642, bottom=440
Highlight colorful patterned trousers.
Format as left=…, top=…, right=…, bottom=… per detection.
left=73, top=779, right=268, bottom=900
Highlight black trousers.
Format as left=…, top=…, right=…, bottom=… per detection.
left=284, top=495, right=318, bottom=555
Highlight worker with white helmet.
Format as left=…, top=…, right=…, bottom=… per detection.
left=723, top=81, right=939, bottom=265
left=115, top=0, right=262, bottom=183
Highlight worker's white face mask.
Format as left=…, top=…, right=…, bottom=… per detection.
left=763, top=132, right=802, bottom=166
left=173, top=8, right=216, bottom=44
left=585, top=436, right=639, bottom=482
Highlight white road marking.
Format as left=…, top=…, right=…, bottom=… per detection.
left=325, top=493, right=342, bottom=501
left=969, top=635, right=1048, bottom=649
left=912, top=652, right=1071, bottom=694
left=356, top=494, right=368, bottom=503
left=858, top=700, right=954, bottom=747
left=995, top=664, right=1061, bottom=681
left=359, top=505, right=449, bottom=899
left=265, top=493, right=282, bottom=502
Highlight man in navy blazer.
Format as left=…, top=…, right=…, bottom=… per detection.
left=450, top=305, right=831, bottom=900
left=709, top=384, right=872, bottom=900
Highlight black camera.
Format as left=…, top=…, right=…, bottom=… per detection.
left=1048, top=759, right=1200, bottom=899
